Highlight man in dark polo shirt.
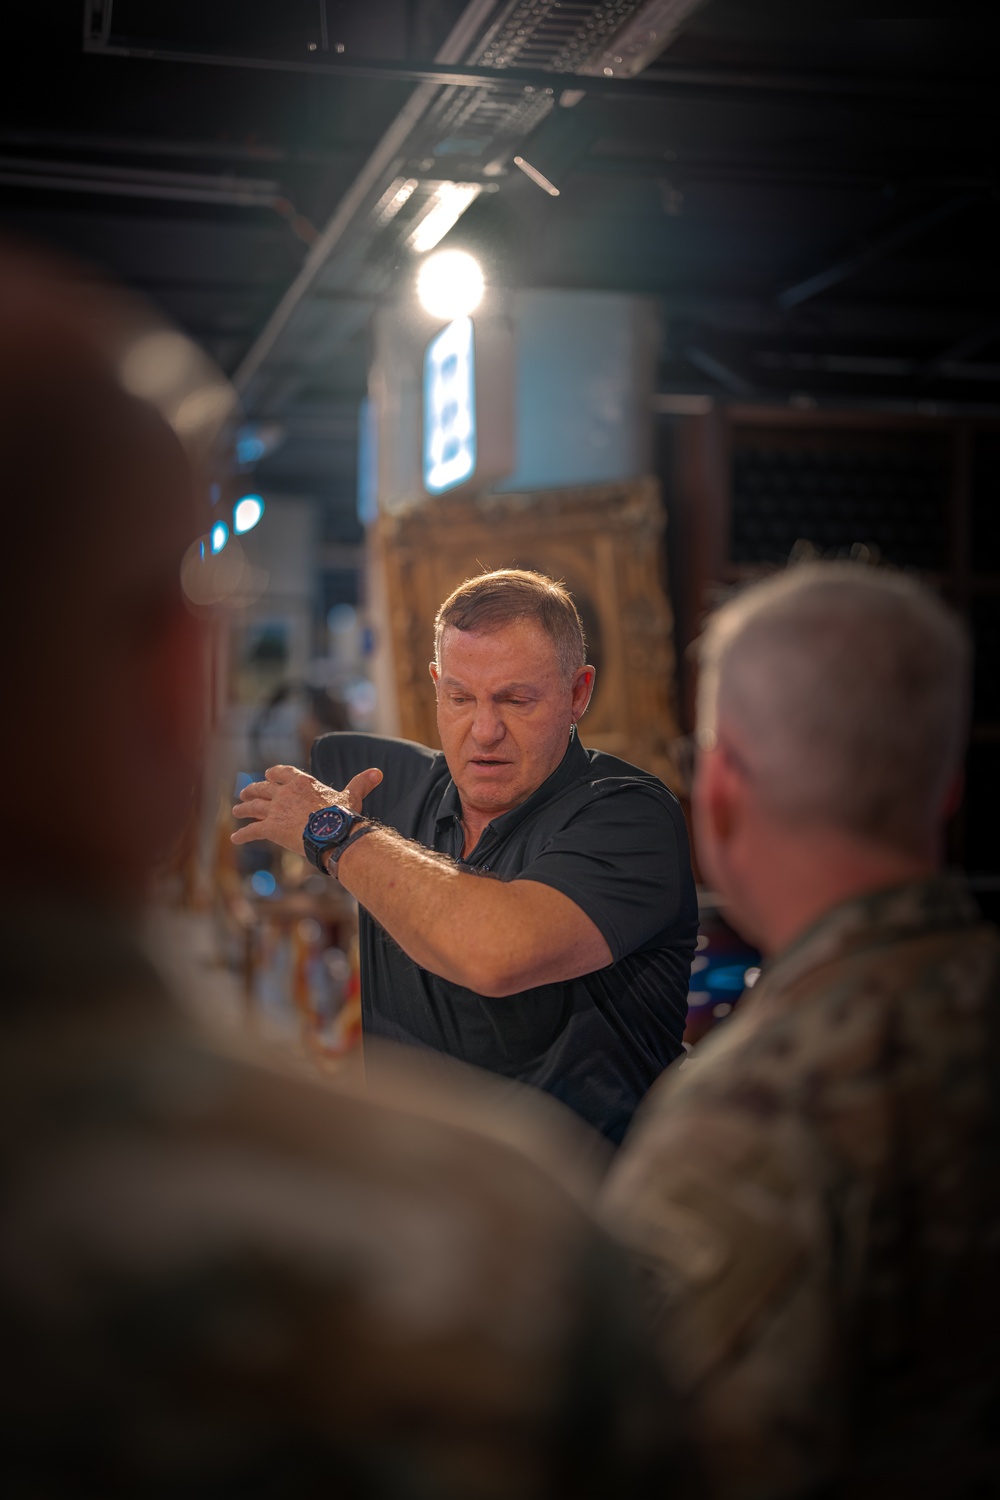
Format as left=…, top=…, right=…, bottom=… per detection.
left=233, top=569, right=697, bottom=1143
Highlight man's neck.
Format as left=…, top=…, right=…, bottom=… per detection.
left=738, top=826, right=937, bottom=958
left=460, top=807, right=497, bottom=860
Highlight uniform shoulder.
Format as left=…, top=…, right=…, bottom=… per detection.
left=629, top=910, right=1000, bottom=1141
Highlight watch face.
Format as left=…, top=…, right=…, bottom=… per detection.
left=307, top=806, right=348, bottom=842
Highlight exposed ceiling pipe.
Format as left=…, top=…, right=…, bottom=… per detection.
left=0, top=154, right=279, bottom=203
left=230, top=0, right=502, bottom=402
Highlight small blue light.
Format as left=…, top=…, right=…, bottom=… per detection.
left=210, top=520, right=229, bottom=554
left=209, top=482, right=221, bottom=505
left=233, top=494, right=264, bottom=534
left=250, top=869, right=277, bottom=897
left=236, top=433, right=266, bottom=465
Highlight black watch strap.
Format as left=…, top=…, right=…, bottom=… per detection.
left=325, top=819, right=377, bottom=875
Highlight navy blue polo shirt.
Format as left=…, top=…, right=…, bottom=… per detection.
left=312, top=729, right=697, bottom=1144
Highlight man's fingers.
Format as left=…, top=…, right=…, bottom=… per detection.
left=265, top=764, right=298, bottom=784
left=230, top=822, right=267, bottom=846
left=238, top=780, right=271, bottom=803
left=232, top=799, right=271, bottom=821
left=345, top=767, right=384, bottom=808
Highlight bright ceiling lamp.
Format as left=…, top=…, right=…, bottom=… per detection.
left=408, top=182, right=482, bottom=255
left=233, top=493, right=265, bottom=534
left=416, top=250, right=485, bottom=321
left=210, top=520, right=229, bottom=554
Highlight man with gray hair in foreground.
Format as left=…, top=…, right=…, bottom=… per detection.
left=602, top=563, right=1000, bottom=1499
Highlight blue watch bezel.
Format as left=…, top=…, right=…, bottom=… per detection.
left=303, top=804, right=358, bottom=872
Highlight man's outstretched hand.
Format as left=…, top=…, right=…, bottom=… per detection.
left=231, top=764, right=383, bottom=855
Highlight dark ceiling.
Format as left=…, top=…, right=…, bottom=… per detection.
left=1, top=1, right=998, bottom=544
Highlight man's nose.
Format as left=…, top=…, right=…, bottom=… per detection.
left=470, top=701, right=505, bottom=745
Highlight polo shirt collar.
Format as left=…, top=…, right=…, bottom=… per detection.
left=434, top=727, right=588, bottom=837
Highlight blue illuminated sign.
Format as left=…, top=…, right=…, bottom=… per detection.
left=423, top=316, right=476, bottom=494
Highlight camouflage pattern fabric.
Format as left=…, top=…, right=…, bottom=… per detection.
left=0, top=902, right=695, bottom=1500
left=603, top=876, right=1000, bottom=1499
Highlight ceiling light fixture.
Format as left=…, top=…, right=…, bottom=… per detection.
left=408, top=182, right=482, bottom=254
left=233, top=494, right=265, bottom=534
left=416, top=250, right=485, bottom=321
left=374, top=176, right=419, bottom=227
left=513, top=156, right=560, bottom=197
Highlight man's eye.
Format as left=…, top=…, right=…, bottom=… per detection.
left=448, top=695, right=471, bottom=705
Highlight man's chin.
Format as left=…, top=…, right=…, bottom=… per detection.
left=457, top=767, right=525, bottom=810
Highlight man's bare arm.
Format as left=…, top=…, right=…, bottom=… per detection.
left=232, top=764, right=612, bottom=996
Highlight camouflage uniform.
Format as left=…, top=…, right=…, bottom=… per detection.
left=602, top=876, right=1000, bottom=1499
left=0, top=901, right=695, bottom=1499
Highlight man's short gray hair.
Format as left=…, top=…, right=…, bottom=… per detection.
left=696, top=563, right=971, bottom=853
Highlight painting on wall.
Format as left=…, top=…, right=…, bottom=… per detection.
left=373, top=476, right=683, bottom=790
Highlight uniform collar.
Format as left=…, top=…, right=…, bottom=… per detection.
left=434, top=727, right=589, bottom=841
left=752, top=873, right=982, bottom=1007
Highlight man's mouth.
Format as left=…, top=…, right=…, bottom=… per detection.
left=470, top=757, right=511, bottom=768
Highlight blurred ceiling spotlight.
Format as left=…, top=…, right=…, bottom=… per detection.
left=408, top=182, right=482, bottom=254
left=416, top=250, right=485, bottom=321
left=233, top=494, right=265, bottom=535
left=513, top=156, right=560, bottom=197
left=210, top=520, right=229, bottom=554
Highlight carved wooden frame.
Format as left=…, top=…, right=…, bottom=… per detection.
left=374, top=476, right=682, bottom=788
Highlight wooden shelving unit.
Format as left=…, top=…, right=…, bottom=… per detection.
left=659, top=404, right=1000, bottom=915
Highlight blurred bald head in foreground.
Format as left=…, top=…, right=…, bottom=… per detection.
left=0, top=243, right=207, bottom=899
left=604, top=565, right=999, bottom=1499
left=0, top=243, right=691, bottom=1497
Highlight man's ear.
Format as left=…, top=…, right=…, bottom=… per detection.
left=428, top=661, right=439, bottom=688
left=570, top=664, right=596, bottom=721
left=694, top=747, right=734, bottom=846
left=691, top=742, right=747, bottom=892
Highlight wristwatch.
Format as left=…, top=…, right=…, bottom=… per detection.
left=303, top=804, right=374, bottom=876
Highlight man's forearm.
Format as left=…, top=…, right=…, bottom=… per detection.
left=334, top=825, right=521, bottom=994
left=334, top=824, right=610, bottom=996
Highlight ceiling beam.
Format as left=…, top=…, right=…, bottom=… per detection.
left=80, top=36, right=979, bottom=106
left=684, top=345, right=757, bottom=396
left=0, top=166, right=279, bottom=208
left=920, top=317, right=1000, bottom=375
left=0, top=126, right=357, bottom=167
left=576, top=156, right=995, bottom=195
left=0, top=154, right=279, bottom=202
left=776, top=194, right=977, bottom=310
left=754, top=350, right=1000, bottom=383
